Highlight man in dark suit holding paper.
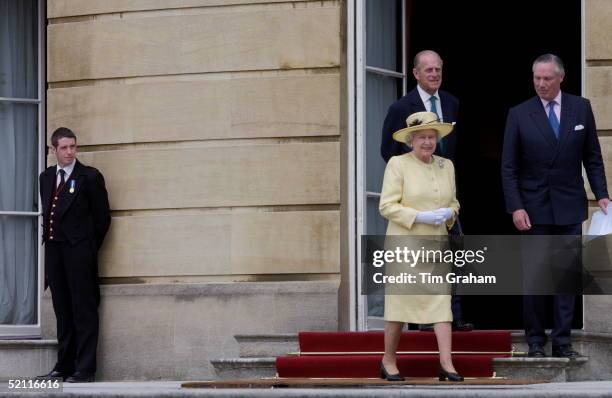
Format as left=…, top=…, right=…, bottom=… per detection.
left=502, top=54, right=609, bottom=358
left=37, top=127, right=111, bottom=382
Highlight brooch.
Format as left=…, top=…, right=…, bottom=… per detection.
left=438, top=159, right=445, bottom=169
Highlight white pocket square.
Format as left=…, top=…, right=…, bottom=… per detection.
left=451, top=122, right=457, bottom=126
left=574, top=124, right=584, bottom=131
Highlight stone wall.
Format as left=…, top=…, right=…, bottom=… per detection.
left=44, top=0, right=344, bottom=379
left=46, top=0, right=342, bottom=281
left=583, top=0, right=612, bottom=334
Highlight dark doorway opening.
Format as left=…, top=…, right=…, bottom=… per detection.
left=406, top=0, right=583, bottom=330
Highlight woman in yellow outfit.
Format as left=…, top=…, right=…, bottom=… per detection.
left=378, top=111, right=463, bottom=382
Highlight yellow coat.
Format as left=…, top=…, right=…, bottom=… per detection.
left=378, top=152, right=460, bottom=324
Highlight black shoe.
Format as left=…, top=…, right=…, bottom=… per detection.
left=36, top=370, right=68, bottom=381
left=528, top=343, right=546, bottom=357
left=380, top=362, right=404, bottom=381
left=65, top=372, right=95, bottom=383
left=439, top=367, right=464, bottom=382
left=452, top=319, right=474, bottom=331
left=419, top=323, right=434, bottom=332
left=552, top=344, right=580, bottom=358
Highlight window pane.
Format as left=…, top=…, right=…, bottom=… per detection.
left=0, top=215, right=38, bottom=325
left=366, top=0, right=401, bottom=72
left=367, top=196, right=388, bottom=235
left=367, top=295, right=384, bottom=318
left=365, top=72, right=401, bottom=193
left=0, top=102, right=39, bottom=212
left=0, top=0, right=38, bottom=99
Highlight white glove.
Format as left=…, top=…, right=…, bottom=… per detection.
left=436, top=208, right=454, bottom=222
left=415, top=210, right=443, bottom=225
left=415, top=208, right=453, bottom=225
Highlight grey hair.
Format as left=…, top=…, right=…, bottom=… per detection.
left=532, top=53, right=565, bottom=76
left=405, top=130, right=441, bottom=148
left=413, top=50, right=443, bottom=70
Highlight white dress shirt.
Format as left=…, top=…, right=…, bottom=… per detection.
left=56, top=160, right=76, bottom=188
left=417, top=84, right=443, bottom=121
left=541, top=91, right=562, bottom=122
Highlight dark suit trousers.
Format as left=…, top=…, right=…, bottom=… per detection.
left=46, top=240, right=99, bottom=374
left=449, top=220, right=463, bottom=321
left=522, top=223, right=581, bottom=347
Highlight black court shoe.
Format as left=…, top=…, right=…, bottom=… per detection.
left=380, top=362, right=404, bottom=381
left=439, top=367, right=464, bottom=382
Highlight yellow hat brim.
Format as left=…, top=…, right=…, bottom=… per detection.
left=392, top=123, right=454, bottom=143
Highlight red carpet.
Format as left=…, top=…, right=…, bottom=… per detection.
left=276, top=331, right=511, bottom=378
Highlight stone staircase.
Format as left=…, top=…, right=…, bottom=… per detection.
left=211, top=331, right=612, bottom=382
left=493, top=331, right=612, bottom=381
left=211, top=334, right=298, bottom=379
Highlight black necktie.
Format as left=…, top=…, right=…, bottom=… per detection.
left=59, top=169, right=66, bottom=188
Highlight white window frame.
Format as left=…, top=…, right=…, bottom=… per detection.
left=581, top=0, right=586, bottom=329
left=348, top=0, right=407, bottom=331
left=0, top=0, right=45, bottom=339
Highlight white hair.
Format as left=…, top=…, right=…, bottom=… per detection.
left=405, top=130, right=440, bottom=148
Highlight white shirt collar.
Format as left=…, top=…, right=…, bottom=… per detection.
left=57, top=160, right=76, bottom=178
left=541, top=91, right=562, bottom=109
left=416, top=84, right=440, bottom=105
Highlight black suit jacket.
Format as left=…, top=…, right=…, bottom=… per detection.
left=501, top=93, right=608, bottom=225
left=380, top=87, right=460, bottom=163
left=40, top=160, right=111, bottom=248
left=40, top=160, right=111, bottom=288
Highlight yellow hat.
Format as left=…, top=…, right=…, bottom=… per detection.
left=392, top=111, right=454, bottom=143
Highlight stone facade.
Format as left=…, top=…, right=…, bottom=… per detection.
left=43, top=0, right=343, bottom=380
left=34, top=0, right=612, bottom=380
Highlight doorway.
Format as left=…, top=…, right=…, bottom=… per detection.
left=406, top=0, right=583, bottom=329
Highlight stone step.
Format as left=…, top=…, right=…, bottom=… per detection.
left=211, top=355, right=590, bottom=383
left=3, top=380, right=612, bottom=397
left=212, top=331, right=612, bottom=382
left=493, top=357, right=588, bottom=382
left=235, top=334, right=298, bottom=358
left=0, top=340, right=57, bottom=381
left=210, top=358, right=276, bottom=380
left=510, top=331, right=612, bottom=381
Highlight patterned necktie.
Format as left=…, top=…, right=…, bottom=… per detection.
left=429, top=96, right=445, bottom=155
left=548, top=101, right=560, bottom=139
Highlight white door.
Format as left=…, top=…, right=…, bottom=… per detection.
left=355, top=0, right=407, bottom=330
